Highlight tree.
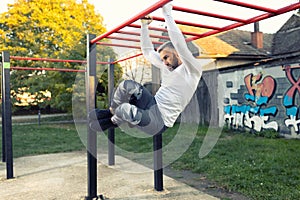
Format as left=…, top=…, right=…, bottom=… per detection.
left=122, top=51, right=151, bottom=84
left=0, top=0, right=122, bottom=113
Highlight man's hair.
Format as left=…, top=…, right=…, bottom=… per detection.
left=157, top=41, right=175, bottom=53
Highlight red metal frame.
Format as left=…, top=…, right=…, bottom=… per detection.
left=10, top=66, right=86, bottom=72
left=10, top=56, right=109, bottom=65
left=93, top=0, right=300, bottom=63
left=10, top=56, right=87, bottom=63
left=186, top=2, right=300, bottom=42
left=10, top=1, right=299, bottom=66
left=111, top=53, right=143, bottom=64
left=214, top=0, right=278, bottom=13
left=90, top=0, right=172, bottom=44
left=151, top=16, right=222, bottom=30
left=9, top=56, right=109, bottom=72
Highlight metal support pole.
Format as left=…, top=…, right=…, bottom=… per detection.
left=151, top=61, right=163, bottom=191
left=85, top=34, right=101, bottom=200
left=38, top=109, right=41, bottom=126
left=1, top=57, right=5, bottom=163
left=2, top=51, right=14, bottom=179
left=108, top=60, right=115, bottom=166
left=153, top=132, right=163, bottom=191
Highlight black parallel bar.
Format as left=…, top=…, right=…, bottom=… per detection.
left=153, top=132, right=163, bottom=191
left=2, top=51, right=14, bottom=179
left=85, top=34, right=99, bottom=200
left=108, top=60, right=115, bottom=166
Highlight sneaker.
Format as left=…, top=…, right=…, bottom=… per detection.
left=88, top=109, right=112, bottom=120
left=89, top=118, right=117, bottom=132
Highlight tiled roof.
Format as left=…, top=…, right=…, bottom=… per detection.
left=272, top=13, right=300, bottom=55
left=217, top=30, right=273, bottom=56
left=179, top=25, right=238, bottom=57
left=179, top=25, right=274, bottom=58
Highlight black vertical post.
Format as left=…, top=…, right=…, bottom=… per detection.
left=108, top=60, right=115, bottom=165
left=85, top=34, right=99, bottom=200
left=2, top=51, right=14, bottom=179
left=151, top=62, right=163, bottom=191
left=1, top=56, right=5, bottom=163
left=153, top=132, right=163, bottom=191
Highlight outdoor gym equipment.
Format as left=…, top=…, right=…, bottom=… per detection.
left=85, top=0, right=300, bottom=199
left=1, top=0, right=300, bottom=200
left=1, top=53, right=91, bottom=179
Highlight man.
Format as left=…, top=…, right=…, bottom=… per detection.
left=89, top=3, right=209, bottom=135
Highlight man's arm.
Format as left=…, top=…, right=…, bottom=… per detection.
left=140, top=18, right=164, bottom=68
left=162, top=4, right=199, bottom=70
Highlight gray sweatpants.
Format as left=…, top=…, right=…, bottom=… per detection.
left=110, top=80, right=166, bottom=135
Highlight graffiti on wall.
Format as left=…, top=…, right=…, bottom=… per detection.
left=224, top=65, right=300, bottom=134
left=282, top=65, right=300, bottom=132
left=224, top=72, right=278, bottom=132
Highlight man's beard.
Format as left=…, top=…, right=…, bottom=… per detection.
left=171, top=57, right=179, bottom=70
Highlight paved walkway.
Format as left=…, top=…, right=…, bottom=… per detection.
left=0, top=151, right=219, bottom=200
left=0, top=113, right=71, bottom=124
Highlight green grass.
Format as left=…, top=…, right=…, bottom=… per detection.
left=175, top=129, right=300, bottom=200
left=0, top=123, right=84, bottom=158
left=1, top=122, right=300, bottom=199
left=114, top=125, right=300, bottom=200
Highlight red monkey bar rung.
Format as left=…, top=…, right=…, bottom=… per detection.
left=116, top=30, right=171, bottom=40
left=172, top=5, right=248, bottom=23
left=96, top=42, right=141, bottom=49
left=151, top=16, right=222, bottom=30
left=214, top=0, right=278, bottom=13
left=128, top=24, right=208, bottom=38
left=111, top=53, right=143, bottom=64
left=10, top=56, right=86, bottom=63
left=108, top=35, right=166, bottom=43
left=10, top=56, right=109, bottom=65
left=10, top=66, right=86, bottom=72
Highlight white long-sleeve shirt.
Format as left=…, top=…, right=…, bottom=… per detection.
left=141, top=13, right=204, bottom=127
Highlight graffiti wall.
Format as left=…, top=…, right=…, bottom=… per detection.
left=220, top=63, right=300, bottom=138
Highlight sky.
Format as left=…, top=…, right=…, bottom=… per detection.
left=0, top=0, right=299, bottom=33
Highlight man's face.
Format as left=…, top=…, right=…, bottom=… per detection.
left=159, top=48, right=181, bottom=71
